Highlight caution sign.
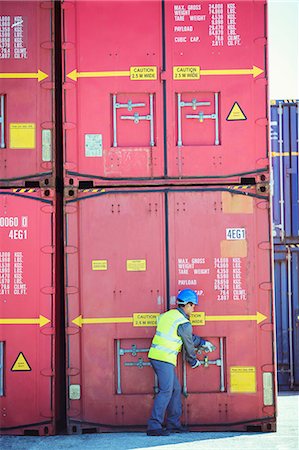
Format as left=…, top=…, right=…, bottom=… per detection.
left=226, top=102, right=247, bottom=121
left=11, top=352, right=31, bottom=372
left=190, top=312, right=206, bottom=326
left=173, top=66, right=200, bottom=80
left=133, top=313, right=160, bottom=327
left=130, top=66, right=157, bottom=80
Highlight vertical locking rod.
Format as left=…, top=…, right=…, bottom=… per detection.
left=116, top=339, right=122, bottom=394
left=278, top=104, right=285, bottom=240
left=0, top=95, right=5, bottom=149
left=113, top=94, right=118, bottom=147
left=149, top=94, right=155, bottom=147
left=214, top=92, right=219, bottom=145
left=220, top=337, right=225, bottom=392
left=177, top=93, right=183, bottom=147
left=287, top=247, right=295, bottom=389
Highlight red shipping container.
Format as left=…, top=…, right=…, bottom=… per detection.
left=0, top=1, right=55, bottom=186
left=0, top=188, right=56, bottom=435
left=65, top=186, right=276, bottom=432
left=62, top=0, right=268, bottom=185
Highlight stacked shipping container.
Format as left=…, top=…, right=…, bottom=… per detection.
left=0, top=1, right=58, bottom=435
left=0, top=0, right=277, bottom=436
left=271, top=100, right=299, bottom=390
left=63, top=0, right=276, bottom=433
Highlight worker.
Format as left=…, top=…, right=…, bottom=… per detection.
left=146, top=288, right=216, bottom=436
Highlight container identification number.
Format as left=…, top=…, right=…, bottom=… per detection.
left=9, top=230, right=28, bottom=240
left=226, top=228, right=246, bottom=240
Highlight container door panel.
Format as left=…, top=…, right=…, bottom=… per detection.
left=0, top=2, right=54, bottom=185
left=165, top=0, right=268, bottom=180
left=167, top=189, right=275, bottom=427
left=0, top=189, right=55, bottom=435
left=63, top=1, right=164, bottom=182
left=66, top=190, right=166, bottom=429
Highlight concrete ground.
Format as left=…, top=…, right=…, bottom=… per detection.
left=1, top=393, right=298, bottom=450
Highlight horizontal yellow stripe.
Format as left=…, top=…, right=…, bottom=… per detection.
left=272, top=152, right=299, bottom=157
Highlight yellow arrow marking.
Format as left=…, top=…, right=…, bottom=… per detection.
left=0, top=315, right=50, bottom=327
left=72, top=314, right=133, bottom=327
left=205, top=311, right=267, bottom=325
left=72, top=311, right=267, bottom=327
left=0, top=70, right=48, bottom=82
left=200, top=65, right=264, bottom=78
left=67, top=69, right=130, bottom=81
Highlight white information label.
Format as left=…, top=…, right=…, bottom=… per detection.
left=226, top=228, right=246, bottom=240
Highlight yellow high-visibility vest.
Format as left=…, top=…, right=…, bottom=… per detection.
left=148, top=309, right=189, bottom=366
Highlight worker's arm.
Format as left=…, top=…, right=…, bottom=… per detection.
left=177, top=323, right=205, bottom=367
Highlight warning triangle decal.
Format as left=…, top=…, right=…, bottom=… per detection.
left=226, top=102, right=247, bottom=121
left=11, top=352, right=32, bottom=371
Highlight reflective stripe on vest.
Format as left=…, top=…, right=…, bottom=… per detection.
left=148, top=309, right=189, bottom=366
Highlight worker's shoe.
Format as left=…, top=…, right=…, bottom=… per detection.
left=147, top=428, right=170, bottom=436
left=167, top=425, right=189, bottom=433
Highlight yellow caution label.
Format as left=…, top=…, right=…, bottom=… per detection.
left=133, top=313, right=160, bottom=327
left=230, top=366, right=256, bottom=393
left=190, top=312, right=206, bottom=326
left=126, top=259, right=147, bottom=271
left=226, top=102, right=247, bottom=121
left=173, top=66, right=200, bottom=80
left=130, top=66, right=157, bottom=80
left=11, top=352, right=31, bottom=372
left=10, top=123, right=36, bottom=149
left=92, top=260, right=108, bottom=271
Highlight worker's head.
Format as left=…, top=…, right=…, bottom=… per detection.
left=177, top=289, right=198, bottom=315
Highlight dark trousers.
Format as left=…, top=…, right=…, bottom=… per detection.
left=147, top=358, right=182, bottom=431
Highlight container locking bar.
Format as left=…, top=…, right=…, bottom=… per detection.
left=116, top=340, right=157, bottom=394
left=0, top=95, right=5, bottom=149
left=182, top=337, right=225, bottom=396
left=177, top=93, right=219, bottom=146
left=124, top=357, right=151, bottom=368
left=113, top=94, right=155, bottom=147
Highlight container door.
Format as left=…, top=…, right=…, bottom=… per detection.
left=271, top=101, right=299, bottom=243
left=0, top=2, right=55, bottom=185
left=63, top=0, right=164, bottom=183
left=0, top=189, right=55, bottom=435
left=164, top=0, right=268, bottom=181
left=274, top=246, right=299, bottom=390
left=167, top=189, right=275, bottom=429
left=65, top=189, right=166, bottom=431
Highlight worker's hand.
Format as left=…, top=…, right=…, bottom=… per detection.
left=191, top=360, right=200, bottom=369
left=201, top=341, right=216, bottom=353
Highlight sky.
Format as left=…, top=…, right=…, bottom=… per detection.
left=268, top=0, right=299, bottom=99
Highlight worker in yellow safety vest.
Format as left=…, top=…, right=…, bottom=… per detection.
left=147, top=288, right=216, bottom=436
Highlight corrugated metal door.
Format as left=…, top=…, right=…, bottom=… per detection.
left=0, top=189, right=55, bottom=435
left=63, top=0, right=163, bottom=183
left=271, top=101, right=299, bottom=243
left=274, top=245, right=299, bottom=390
left=165, top=0, right=268, bottom=180
left=65, top=189, right=166, bottom=430
left=167, top=188, right=275, bottom=429
left=0, top=1, right=55, bottom=186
